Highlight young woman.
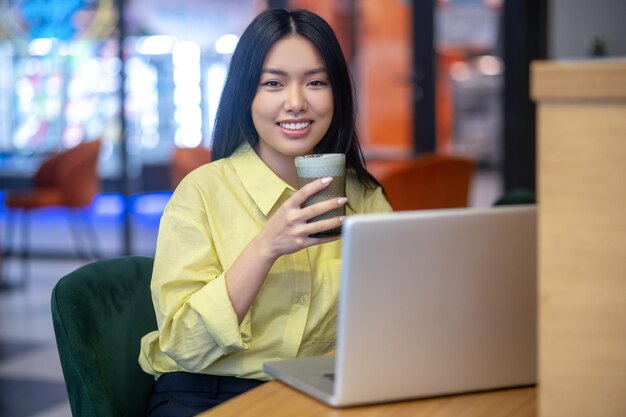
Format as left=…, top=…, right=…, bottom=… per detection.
left=140, top=8, right=391, bottom=416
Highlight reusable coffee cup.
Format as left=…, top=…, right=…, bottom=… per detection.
left=295, top=153, right=346, bottom=237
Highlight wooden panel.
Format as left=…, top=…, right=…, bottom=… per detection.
left=534, top=59, right=626, bottom=417
left=531, top=60, right=626, bottom=100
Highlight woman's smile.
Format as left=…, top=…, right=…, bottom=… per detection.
left=277, top=119, right=314, bottom=138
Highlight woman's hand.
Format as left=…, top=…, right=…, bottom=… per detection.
left=256, top=176, right=347, bottom=260
left=225, top=177, right=346, bottom=322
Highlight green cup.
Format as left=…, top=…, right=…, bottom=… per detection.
left=295, top=153, right=346, bottom=237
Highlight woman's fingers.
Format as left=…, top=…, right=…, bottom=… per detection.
left=290, top=176, right=334, bottom=207
left=258, top=177, right=346, bottom=257
left=299, top=196, right=348, bottom=222
left=303, top=215, right=345, bottom=239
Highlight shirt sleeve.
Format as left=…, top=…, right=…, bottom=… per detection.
left=149, top=183, right=250, bottom=373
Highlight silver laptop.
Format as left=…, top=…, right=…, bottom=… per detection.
left=263, top=206, right=537, bottom=407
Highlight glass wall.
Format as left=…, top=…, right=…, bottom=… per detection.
left=435, top=0, right=504, bottom=167
left=1, top=0, right=506, bottom=191
left=0, top=0, right=120, bottom=182
left=0, top=0, right=261, bottom=192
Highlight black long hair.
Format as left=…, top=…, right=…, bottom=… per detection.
left=211, top=8, right=380, bottom=188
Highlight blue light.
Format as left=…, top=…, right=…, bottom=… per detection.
left=92, top=192, right=172, bottom=218
left=18, top=0, right=86, bottom=40
left=129, top=192, right=172, bottom=217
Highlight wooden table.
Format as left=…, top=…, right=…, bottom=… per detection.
left=197, top=380, right=536, bottom=417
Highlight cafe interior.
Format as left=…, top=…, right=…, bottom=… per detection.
left=0, top=0, right=624, bottom=416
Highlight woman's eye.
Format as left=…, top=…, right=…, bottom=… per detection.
left=261, top=80, right=281, bottom=88
left=308, top=80, right=328, bottom=87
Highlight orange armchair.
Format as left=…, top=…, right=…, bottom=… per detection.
left=368, top=154, right=476, bottom=211
left=169, top=146, right=212, bottom=189
left=2, top=140, right=102, bottom=286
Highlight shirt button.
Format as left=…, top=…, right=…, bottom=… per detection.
left=297, top=296, right=307, bottom=305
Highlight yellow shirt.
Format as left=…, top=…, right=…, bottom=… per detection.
left=139, top=143, right=391, bottom=380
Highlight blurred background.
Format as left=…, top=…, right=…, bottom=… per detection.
left=1, top=0, right=625, bottom=257
left=0, top=0, right=625, bottom=416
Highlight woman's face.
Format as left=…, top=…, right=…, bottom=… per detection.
left=252, top=34, right=334, bottom=174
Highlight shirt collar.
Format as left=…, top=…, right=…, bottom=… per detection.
left=231, top=142, right=294, bottom=216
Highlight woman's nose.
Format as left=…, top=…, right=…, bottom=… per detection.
left=284, top=85, right=306, bottom=113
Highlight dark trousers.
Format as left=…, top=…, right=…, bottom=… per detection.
left=145, top=372, right=265, bottom=417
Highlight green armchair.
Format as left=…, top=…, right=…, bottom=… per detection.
left=493, top=188, right=536, bottom=206
left=51, top=256, right=157, bottom=417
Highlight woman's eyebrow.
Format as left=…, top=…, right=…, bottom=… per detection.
left=261, top=67, right=327, bottom=76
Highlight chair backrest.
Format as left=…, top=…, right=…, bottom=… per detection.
left=59, top=140, right=102, bottom=207
left=170, top=146, right=212, bottom=188
left=493, top=188, right=536, bottom=206
left=52, top=256, right=157, bottom=417
left=370, top=154, right=476, bottom=211
left=34, top=151, right=65, bottom=189
left=34, top=140, right=102, bottom=207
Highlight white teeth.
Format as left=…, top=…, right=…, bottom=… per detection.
left=280, top=121, right=310, bottom=130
